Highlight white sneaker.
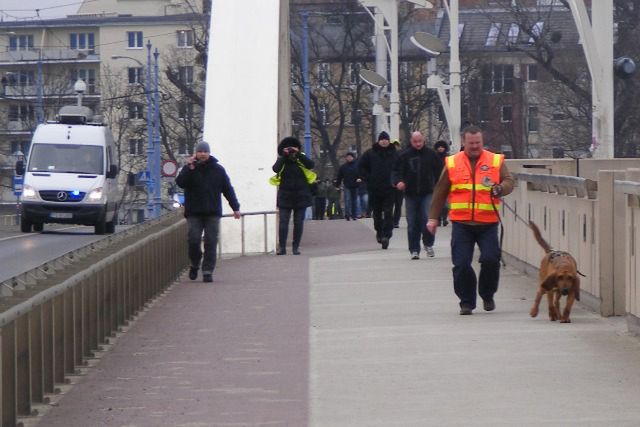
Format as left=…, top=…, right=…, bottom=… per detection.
left=425, top=246, right=435, bottom=257
left=411, top=252, right=420, bottom=260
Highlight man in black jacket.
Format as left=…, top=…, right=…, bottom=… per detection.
left=358, top=131, right=398, bottom=249
left=392, top=131, right=440, bottom=259
left=335, top=152, right=361, bottom=221
left=176, top=141, right=241, bottom=282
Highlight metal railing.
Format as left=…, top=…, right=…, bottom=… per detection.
left=0, top=209, right=277, bottom=426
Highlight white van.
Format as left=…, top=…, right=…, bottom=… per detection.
left=16, top=105, right=121, bottom=235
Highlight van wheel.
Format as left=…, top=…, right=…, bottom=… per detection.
left=20, top=217, right=33, bottom=233
left=105, top=213, right=117, bottom=234
left=94, top=220, right=106, bottom=235
left=33, top=223, right=44, bottom=232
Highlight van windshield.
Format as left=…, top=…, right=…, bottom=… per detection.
left=28, top=144, right=104, bottom=174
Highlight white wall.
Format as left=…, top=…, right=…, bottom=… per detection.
left=204, top=0, right=286, bottom=254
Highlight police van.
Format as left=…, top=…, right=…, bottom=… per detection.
left=16, top=105, right=121, bottom=234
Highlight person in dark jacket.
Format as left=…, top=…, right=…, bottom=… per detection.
left=358, top=131, right=398, bottom=249
left=392, top=131, right=440, bottom=259
left=434, top=140, right=450, bottom=226
left=335, top=152, right=361, bottom=220
left=272, top=136, right=315, bottom=255
left=391, top=139, right=404, bottom=228
left=176, top=141, right=241, bottom=282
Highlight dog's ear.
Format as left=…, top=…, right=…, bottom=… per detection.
left=541, top=273, right=557, bottom=291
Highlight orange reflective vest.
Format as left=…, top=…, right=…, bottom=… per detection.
left=446, top=150, right=504, bottom=223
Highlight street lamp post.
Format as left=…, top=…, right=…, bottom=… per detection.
left=567, top=0, right=614, bottom=159
left=152, top=46, right=161, bottom=217
left=111, top=45, right=159, bottom=219
left=359, top=0, right=433, bottom=142
left=74, top=78, right=86, bottom=106
left=301, top=11, right=312, bottom=157
left=410, top=0, right=461, bottom=152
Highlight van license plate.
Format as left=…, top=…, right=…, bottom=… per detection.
left=50, top=212, right=73, bottom=219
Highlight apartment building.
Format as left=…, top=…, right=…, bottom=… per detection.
left=0, top=0, right=207, bottom=215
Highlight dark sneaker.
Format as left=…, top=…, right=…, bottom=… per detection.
left=276, top=248, right=286, bottom=255
left=376, top=234, right=382, bottom=244
left=203, top=274, right=213, bottom=283
left=459, top=305, right=473, bottom=315
left=411, top=252, right=420, bottom=260
left=292, top=247, right=301, bottom=255
left=188, top=266, right=198, bottom=280
left=483, top=299, right=496, bottom=312
left=381, top=237, right=389, bottom=249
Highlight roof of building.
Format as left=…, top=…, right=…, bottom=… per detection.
left=0, top=12, right=202, bottom=29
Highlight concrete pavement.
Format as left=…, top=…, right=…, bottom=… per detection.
left=33, top=218, right=640, bottom=426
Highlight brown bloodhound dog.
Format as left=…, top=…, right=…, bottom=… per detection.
left=528, top=221, right=580, bottom=323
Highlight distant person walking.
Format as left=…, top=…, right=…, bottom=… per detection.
left=392, top=131, right=440, bottom=259
left=427, top=126, right=514, bottom=315
left=335, top=152, right=361, bottom=221
left=434, top=140, right=450, bottom=226
left=391, top=139, right=404, bottom=228
left=176, top=141, right=241, bottom=283
left=358, top=131, right=398, bottom=249
left=272, top=136, right=315, bottom=255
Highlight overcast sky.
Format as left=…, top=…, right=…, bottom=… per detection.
left=1, top=0, right=82, bottom=21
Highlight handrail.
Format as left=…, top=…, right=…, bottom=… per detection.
left=514, top=172, right=598, bottom=199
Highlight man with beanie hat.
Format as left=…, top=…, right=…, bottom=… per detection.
left=358, top=131, right=398, bottom=249
left=176, top=141, right=241, bottom=282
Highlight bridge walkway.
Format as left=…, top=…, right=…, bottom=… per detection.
left=33, top=219, right=640, bottom=427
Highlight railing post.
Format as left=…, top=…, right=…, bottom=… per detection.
left=598, top=170, right=626, bottom=316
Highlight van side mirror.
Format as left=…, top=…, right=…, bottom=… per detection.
left=127, top=172, right=136, bottom=186
left=15, top=160, right=25, bottom=176
left=106, top=164, right=118, bottom=179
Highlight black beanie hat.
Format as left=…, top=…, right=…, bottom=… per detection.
left=378, top=131, right=390, bottom=142
left=434, top=140, right=449, bottom=151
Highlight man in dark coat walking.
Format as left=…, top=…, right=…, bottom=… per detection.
left=358, top=131, right=398, bottom=249
left=335, top=152, right=361, bottom=220
left=392, top=131, right=440, bottom=259
left=176, top=141, right=241, bottom=282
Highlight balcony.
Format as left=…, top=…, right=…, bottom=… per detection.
left=0, top=48, right=100, bottom=64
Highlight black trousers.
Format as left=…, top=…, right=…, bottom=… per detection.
left=369, top=190, right=395, bottom=239
left=279, top=207, right=306, bottom=249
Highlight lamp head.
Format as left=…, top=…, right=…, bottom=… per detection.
left=74, top=79, right=87, bottom=94
left=411, top=32, right=446, bottom=56
left=359, top=69, right=387, bottom=88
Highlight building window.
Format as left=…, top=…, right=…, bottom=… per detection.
left=70, top=69, right=96, bottom=94
left=177, top=30, right=194, bottom=48
left=349, top=63, right=361, bottom=85
left=128, top=103, right=144, bottom=120
left=319, top=103, right=329, bottom=126
left=552, top=110, right=566, bottom=121
left=507, top=23, right=519, bottom=45
left=129, top=138, right=144, bottom=155
left=11, top=140, right=31, bottom=155
left=528, top=106, right=539, bottom=132
left=348, top=107, right=362, bottom=126
left=317, top=63, right=330, bottom=87
left=7, top=70, right=35, bottom=86
left=178, top=101, right=194, bottom=119
left=9, top=34, right=33, bottom=51
left=529, top=22, right=544, bottom=44
left=178, top=138, right=193, bottom=155
left=501, top=105, right=513, bottom=122
left=527, top=64, right=538, bottom=81
left=70, top=33, right=95, bottom=53
left=326, top=15, right=343, bottom=25
left=127, top=31, right=144, bottom=48
left=486, top=23, right=501, bottom=47
left=178, top=66, right=194, bottom=84
left=482, top=64, right=514, bottom=93
left=400, top=61, right=411, bottom=80
left=8, top=105, right=34, bottom=122
left=437, top=104, right=446, bottom=122
left=128, top=67, right=143, bottom=85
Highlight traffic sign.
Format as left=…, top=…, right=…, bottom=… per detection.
left=12, top=174, right=23, bottom=196
left=161, top=160, right=178, bottom=177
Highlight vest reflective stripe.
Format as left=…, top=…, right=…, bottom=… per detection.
left=449, top=202, right=496, bottom=211
left=447, top=150, right=503, bottom=223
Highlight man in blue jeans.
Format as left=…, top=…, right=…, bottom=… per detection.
left=392, top=131, right=440, bottom=259
left=335, top=152, right=361, bottom=221
left=176, top=141, right=241, bottom=282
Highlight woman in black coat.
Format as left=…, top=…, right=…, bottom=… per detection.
left=272, top=136, right=315, bottom=255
